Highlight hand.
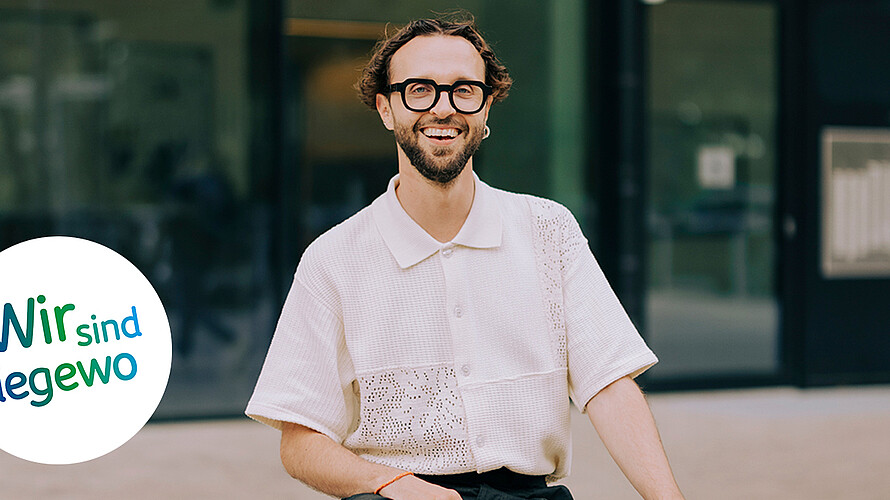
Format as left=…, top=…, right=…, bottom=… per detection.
left=378, top=474, right=462, bottom=500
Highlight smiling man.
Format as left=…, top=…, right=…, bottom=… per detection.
left=380, top=35, right=489, bottom=187
left=247, top=16, right=684, bottom=500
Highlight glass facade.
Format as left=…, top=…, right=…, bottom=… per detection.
left=282, top=1, right=593, bottom=254
left=0, top=0, right=274, bottom=417
left=1, top=0, right=595, bottom=417
left=5, top=0, right=886, bottom=410
left=643, top=1, right=780, bottom=379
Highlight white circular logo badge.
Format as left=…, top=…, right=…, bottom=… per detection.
left=0, top=236, right=172, bottom=464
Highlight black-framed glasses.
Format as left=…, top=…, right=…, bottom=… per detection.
left=385, top=78, right=492, bottom=114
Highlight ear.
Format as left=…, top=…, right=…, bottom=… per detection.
left=376, top=93, right=394, bottom=131
left=481, top=95, right=493, bottom=124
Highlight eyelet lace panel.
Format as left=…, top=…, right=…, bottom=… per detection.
left=528, top=197, right=573, bottom=368
left=344, top=364, right=475, bottom=474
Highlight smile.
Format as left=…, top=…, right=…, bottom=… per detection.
left=421, top=127, right=461, bottom=141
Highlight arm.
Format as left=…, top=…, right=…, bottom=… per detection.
left=280, top=422, right=461, bottom=500
left=585, top=376, right=684, bottom=500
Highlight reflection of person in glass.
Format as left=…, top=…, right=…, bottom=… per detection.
left=247, top=15, right=684, bottom=500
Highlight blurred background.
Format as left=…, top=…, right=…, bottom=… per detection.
left=0, top=0, right=888, bottom=422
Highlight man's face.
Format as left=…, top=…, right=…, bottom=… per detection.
left=376, top=35, right=491, bottom=186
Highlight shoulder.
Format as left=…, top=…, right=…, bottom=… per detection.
left=295, top=205, right=379, bottom=284
left=487, top=185, right=577, bottom=228
left=484, top=186, right=588, bottom=264
left=305, top=205, right=376, bottom=256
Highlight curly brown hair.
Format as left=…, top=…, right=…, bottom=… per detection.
left=356, top=15, right=512, bottom=109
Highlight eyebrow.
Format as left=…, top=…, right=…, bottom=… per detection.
left=398, top=74, right=485, bottom=83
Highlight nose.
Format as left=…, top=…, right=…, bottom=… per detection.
left=429, top=90, right=457, bottom=118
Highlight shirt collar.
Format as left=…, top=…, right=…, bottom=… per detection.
left=371, top=172, right=503, bottom=269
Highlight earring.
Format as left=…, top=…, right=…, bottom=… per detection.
left=483, top=125, right=491, bottom=139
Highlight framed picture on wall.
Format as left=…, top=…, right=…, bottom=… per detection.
left=821, top=127, right=890, bottom=278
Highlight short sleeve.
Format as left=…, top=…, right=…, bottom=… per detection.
left=561, top=212, right=657, bottom=412
left=245, top=272, right=357, bottom=443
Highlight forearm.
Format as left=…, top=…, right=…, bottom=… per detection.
left=280, top=422, right=461, bottom=500
left=586, top=376, right=684, bottom=500
left=280, top=421, right=395, bottom=497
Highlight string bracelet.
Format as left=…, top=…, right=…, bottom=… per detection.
left=374, top=471, right=415, bottom=494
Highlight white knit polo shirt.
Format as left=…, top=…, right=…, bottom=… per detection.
left=246, top=173, right=656, bottom=480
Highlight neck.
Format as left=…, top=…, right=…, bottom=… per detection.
left=395, top=157, right=476, bottom=243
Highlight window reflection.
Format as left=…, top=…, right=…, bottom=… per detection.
left=645, top=1, right=780, bottom=379
left=0, top=3, right=274, bottom=417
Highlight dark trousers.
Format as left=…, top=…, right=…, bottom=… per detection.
left=343, top=468, right=574, bottom=500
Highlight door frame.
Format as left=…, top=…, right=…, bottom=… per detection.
left=593, top=0, right=795, bottom=390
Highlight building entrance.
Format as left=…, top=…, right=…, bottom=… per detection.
left=642, top=1, right=781, bottom=382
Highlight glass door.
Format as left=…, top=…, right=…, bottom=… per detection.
left=644, top=1, right=780, bottom=380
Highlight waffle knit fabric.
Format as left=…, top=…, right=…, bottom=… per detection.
left=246, top=173, right=657, bottom=481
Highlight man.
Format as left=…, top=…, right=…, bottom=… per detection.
left=247, top=16, right=684, bottom=500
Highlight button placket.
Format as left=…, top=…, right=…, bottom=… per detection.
left=439, top=243, right=472, bottom=388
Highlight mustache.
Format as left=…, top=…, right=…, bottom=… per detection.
left=414, top=118, right=468, bottom=132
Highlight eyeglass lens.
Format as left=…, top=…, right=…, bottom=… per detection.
left=403, top=81, right=486, bottom=113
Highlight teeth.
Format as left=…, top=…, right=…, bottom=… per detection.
left=422, top=128, right=459, bottom=138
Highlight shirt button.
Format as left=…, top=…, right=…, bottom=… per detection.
left=442, top=248, right=453, bottom=258
left=461, top=364, right=470, bottom=376
left=453, top=306, right=463, bottom=318
left=476, top=436, right=485, bottom=447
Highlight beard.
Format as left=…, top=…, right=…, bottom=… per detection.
left=394, top=117, right=484, bottom=186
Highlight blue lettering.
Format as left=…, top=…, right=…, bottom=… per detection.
left=113, top=353, right=137, bottom=381
left=101, top=319, right=121, bottom=342
left=121, top=307, right=142, bottom=338
left=5, top=372, right=29, bottom=399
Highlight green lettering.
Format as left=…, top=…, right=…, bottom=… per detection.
left=37, top=295, right=52, bottom=344
left=29, top=367, right=53, bottom=407
left=54, top=303, right=75, bottom=342
left=76, top=323, right=92, bottom=346
left=55, top=363, right=79, bottom=391
left=76, top=356, right=112, bottom=387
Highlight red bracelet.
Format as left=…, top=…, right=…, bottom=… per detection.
left=374, top=471, right=414, bottom=494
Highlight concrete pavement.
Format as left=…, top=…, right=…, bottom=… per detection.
left=2, top=385, right=889, bottom=499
